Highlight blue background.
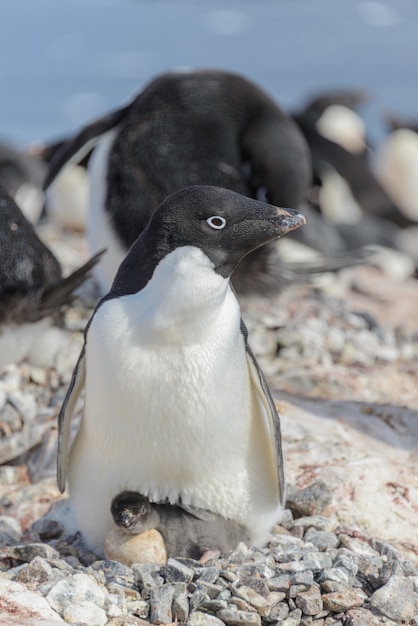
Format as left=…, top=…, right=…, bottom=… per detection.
left=0, top=0, right=417, bottom=147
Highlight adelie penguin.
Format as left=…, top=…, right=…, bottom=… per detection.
left=293, top=89, right=416, bottom=251
left=57, top=185, right=306, bottom=556
left=0, top=185, right=102, bottom=368
left=44, top=68, right=312, bottom=296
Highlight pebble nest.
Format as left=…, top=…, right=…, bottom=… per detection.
left=0, top=224, right=418, bottom=625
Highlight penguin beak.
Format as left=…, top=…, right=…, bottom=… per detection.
left=268, top=207, right=306, bottom=234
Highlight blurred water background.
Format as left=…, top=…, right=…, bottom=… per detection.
left=0, top=0, right=417, bottom=149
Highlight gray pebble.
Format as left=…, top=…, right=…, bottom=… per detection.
left=149, top=583, right=175, bottom=624
left=332, top=553, right=358, bottom=577
left=188, top=611, right=226, bottom=626
left=268, top=574, right=291, bottom=592
left=15, top=555, right=56, bottom=584
left=286, top=480, right=332, bottom=517
left=295, top=583, right=323, bottom=616
left=291, top=516, right=338, bottom=533
left=216, top=608, right=261, bottom=626
left=195, top=581, right=222, bottom=599
left=63, top=601, right=107, bottom=625
left=190, top=589, right=211, bottom=613
left=172, top=589, right=189, bottom=622
left=370, top=574, right=416, bottom=621
left=321, top=587, right=367, bottom=612
left=165, top=557, right=195, bottom=583
left=198, top=566, right=220, bottom=584
left=290, top=571, right=314, bottom=586
left=234, top=585, right=269, bottom=615
left=8, top=391, right=37, bottom=421
left=0, top=542, right=60, bottom=563
left=303, top=530, right=339, bottom=552
left=318, top=567, right=351, bottom=584
left=264, top=600, right=290, bottom=622
left=280, top=608, right=302, bottom=625
left=201, top=598, right=229, bottom=613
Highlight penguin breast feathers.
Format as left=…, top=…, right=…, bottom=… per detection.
left=75, top=248, right=276, bottom=533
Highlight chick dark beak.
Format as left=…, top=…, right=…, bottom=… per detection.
left=269, top=207, right=306, bottom=233
left=120, top=511, right=135, bottom=528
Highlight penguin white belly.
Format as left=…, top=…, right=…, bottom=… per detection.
left=68, top=247, right=281, bottom=552
left=87, top=130, right=126, bottom=294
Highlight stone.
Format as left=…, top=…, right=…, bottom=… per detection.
left=189, top=587, right=211, bottom=612
left=286, top=481, right=333, bottom=517
left=188, top=611, right=225, bottom=626
left=172, top=589, right=189, bottom=622
left=235, top=585, right=269, bottom=615
left=164, top=557, right=195, bottom=583
left=62, top=601, right=107, bottom=625
left=0, top=542, right=60, bottom=563
left=149, top=583, right=175, bottom=624
left=46, top=572, right=107, bottom=616
left=290, top=570, right=314, bottom=586
left=267, top=574, right=291, bottom=592
left=280, top=608, right=302, bottom=625
left=344, top=608, right=381, bottom=626
left=291, top=516, right=338, bottom=533
left=0, top=579, right=64, bottom=623
left=264, top=600, right=289, bottom=622
left=303, top=530, right=339, bottom=552
left=295, top=584, right=323, bottom=615
left=216, top=609, right=261, bottom=626
left=15, top=556, right=56, bottom=584
left=104, top=527, right=167, bottom=566
left=198, top=565, right=220, bottom=584
left=369, top=574, right=416, bottom=621
left=321, top=588, right=367, bottom=611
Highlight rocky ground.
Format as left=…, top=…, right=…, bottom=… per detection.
left=0, top=223, right=417, bottom=625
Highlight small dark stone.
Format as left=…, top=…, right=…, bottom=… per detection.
left=286, top=482, right=333, bottom=517
left=165, top=557, right=195, bottom=584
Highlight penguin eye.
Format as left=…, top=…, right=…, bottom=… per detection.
left=206, top=215, right=226, bottom=230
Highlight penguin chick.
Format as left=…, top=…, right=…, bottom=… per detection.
left=44, top=68, right=311, bottom=296
left=110, top=491, right=250, bottom=561
left=0, top=185, right=103, bottom=367
left=57, top=185, right=306, bottom=555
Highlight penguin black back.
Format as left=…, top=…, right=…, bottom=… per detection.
left=105, top=69, right=311, bottom=246
left=0, top=185, right=61, bottom=298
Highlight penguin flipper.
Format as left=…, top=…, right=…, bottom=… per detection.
left=44, top=105, right=129, bottom=189
left=57, top=346, right=86, bottom=492
left=241, top=319, right=285, bottom=507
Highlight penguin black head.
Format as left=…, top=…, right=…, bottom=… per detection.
left=110, top=491, right=152, bottom=531
left=109, top=185, right=306, bottom=297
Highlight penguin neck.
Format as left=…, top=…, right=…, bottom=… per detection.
left=122, top=246, right=237, bottom=339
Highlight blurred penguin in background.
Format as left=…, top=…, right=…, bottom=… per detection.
left=0, top=140, right=46, bottom=224
left=293, top=89, right=418, bottom=257
left=374, top=112, right=418, bottom=223
left=45, top=68, right=316, bottom=297
left=28, top=138, right=90, bottom=232
left=0, top=185, right=102, bottom=368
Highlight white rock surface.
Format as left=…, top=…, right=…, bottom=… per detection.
left=277, top=393, right=418, bottom=559
left=0, top=579, right=64, bottom=623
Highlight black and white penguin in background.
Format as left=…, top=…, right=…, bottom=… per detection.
left=57, top=185, right=306, bottom=555
left=0, top=140, right=46, bottom=224
left=374, top=112, right=418, bottom=223
left=0, top=185, right=102, bottom=368
left=45, top=68, right=314, bottom=297
left=292, top=89, right=418, bottom=254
